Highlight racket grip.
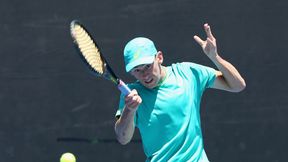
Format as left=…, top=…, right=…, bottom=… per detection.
left=118, top=80, right=131, bottom=95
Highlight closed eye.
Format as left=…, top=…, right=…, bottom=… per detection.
left=134, top=69, right=140, bottom=73
left=131, top=63, right=153, bottom=74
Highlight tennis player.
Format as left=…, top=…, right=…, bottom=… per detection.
left=115, top=23, right=246, bottom=162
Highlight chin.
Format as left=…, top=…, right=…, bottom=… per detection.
left=143, top=82, right=156, bottom=89
left=144, top=84, right=154, bottom=89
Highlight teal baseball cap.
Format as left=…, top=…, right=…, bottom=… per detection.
left=124, top=37, right=158, bottom=72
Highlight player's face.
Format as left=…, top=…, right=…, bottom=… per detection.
left=130, top=52, right=165, bottom=89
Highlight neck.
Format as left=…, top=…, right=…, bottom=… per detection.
left=157, top=65, right=167, bottom=86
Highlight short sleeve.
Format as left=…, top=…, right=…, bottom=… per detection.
left=180, top=62, right=216, bottom=92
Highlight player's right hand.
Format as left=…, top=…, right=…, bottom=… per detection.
left=125, top=89, right=142, bottom=111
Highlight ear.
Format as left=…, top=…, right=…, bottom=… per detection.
left=156, top=51, right=164, bottom=64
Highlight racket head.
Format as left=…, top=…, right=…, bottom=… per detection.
left=70, top=20, right=118, bottom=84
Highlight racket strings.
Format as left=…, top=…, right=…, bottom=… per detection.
left=71, top=24, right=104, bottom=74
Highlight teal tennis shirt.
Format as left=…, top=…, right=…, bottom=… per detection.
left=116, top=62, right=216, bottom=162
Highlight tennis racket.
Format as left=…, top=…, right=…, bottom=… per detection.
left=70, top=20, right=131, bottom=95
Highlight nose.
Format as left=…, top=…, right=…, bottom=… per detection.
left=139, top=70, right=149, bottom=80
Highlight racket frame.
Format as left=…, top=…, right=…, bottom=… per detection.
left=70, top=20, right=131, bottom=95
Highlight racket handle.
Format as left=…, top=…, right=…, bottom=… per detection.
left=117, top=80, right=131, bottom=95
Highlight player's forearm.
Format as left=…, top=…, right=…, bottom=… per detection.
left=114, top=106, right=136, bottom=145
left=211, top=54, right=246, bottom=92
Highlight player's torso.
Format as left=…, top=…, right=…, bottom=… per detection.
left=134, top=65, right=202, bottom=156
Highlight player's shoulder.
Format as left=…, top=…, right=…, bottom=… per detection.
left=171, top=62, right=202, bottom=71
left=172, top=62, right=213, bottom=71
left=170, top=62, right=215, bottom=79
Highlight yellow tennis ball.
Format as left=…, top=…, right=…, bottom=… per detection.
left=60, top=152, right=76, bottom=162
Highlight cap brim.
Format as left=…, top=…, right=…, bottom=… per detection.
left=125, top=55, right=155, bottom=72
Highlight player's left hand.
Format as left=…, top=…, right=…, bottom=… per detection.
left=194, top=23, right=218, bottom=59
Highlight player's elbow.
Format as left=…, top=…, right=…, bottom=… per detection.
left=118, top=139, right=130, bottom=145
left=114, top=117, right=135, bottom=145
left=231, top=79, right=246, bottom=92
left=116, top=136, right=131, bottom=145
left=115, top=127, right=132, bottom=145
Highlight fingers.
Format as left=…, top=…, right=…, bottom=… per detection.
left=125, top=89, right=142, bottom=110
left=194, top=23, right=216, bottom=48
left=204, top=23, right=214, bottom=39
left=193, top=35, right=204, bottom=46
left=206, top=37, right=214, bottom=46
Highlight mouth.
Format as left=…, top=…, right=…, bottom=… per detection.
left=144, top=78, right=153, bottom=84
